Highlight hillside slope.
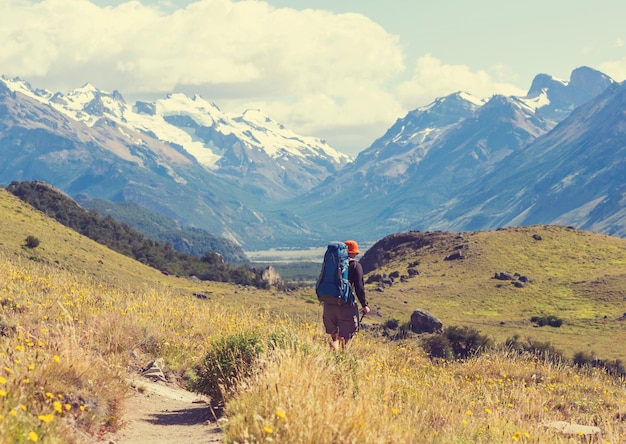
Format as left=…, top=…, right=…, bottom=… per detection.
left=358, top=226, right=626, bottom=361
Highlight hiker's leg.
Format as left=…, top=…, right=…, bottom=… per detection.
left=336, top=304, right=359, bottom=349
left=330, top=332, right=341, bottom=351
left=323, top=304, right=341, bottom=350
left=338, top=336, right=349, bottom=350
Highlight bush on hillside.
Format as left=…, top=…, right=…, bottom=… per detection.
left=505, top=335, right=564, bottom=364
left=573, top=351, right=626, bottom=377
left=190, top=331, right=265, bottom=406
left=24, top=235, right=40, bottom=248
left=422, top=334, right=454, bottom=360
left=530, top=315, right=563, bottom=327
left=422, top=325, right=493, bottom=360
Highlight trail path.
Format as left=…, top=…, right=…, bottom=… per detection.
left=107, top=377, right=223, bottom=444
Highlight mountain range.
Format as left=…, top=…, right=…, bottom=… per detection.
left=1, top=66, right=624, bottom=250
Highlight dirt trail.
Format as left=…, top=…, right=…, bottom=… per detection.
left=107, top=377, right=223, bottom=444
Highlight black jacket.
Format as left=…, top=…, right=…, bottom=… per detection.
left=348, top=259, right=367, bottom=307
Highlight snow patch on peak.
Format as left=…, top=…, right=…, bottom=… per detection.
left=0, top=76, right=45, bottom=101
left=518, top=89, right=551, bottom=111
left=155, top=93, right=221, bottom=127
left=456, top=91, right=486, bottom=107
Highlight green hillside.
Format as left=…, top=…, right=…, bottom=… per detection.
left=355, top=227, right=626, bottom=361
left=5, top=181, right=267, bottom=287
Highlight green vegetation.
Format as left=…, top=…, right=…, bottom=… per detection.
left=530, top=315, right=564, bottom=327
left=77, top=196, right=248, bottom=262
left=362, top=226, right=626, bottom=362
left=24, top=235, right=40, bottom=249
left=189, top=331, right=265, bottom=406
left=6, top=181, right=268, bottom=288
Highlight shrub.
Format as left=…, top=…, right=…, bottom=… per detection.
left=530, top=315, right=563, bottom=327
left=572, top=351, right=593, bottom=367
left=422, top=334, right=453, bottom=359
left=191, top=331, right=264, bottom=406
left=422, top=326, right=492, bottom=360
left=24, top=235, right=40, bottom=248
left=384, top=318, right=400, bottom=329
left=505, top=335, right=564, bottom=364
left=444, top=325, right=493, bottom=359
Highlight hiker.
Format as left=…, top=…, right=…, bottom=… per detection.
left=323, top=240, right=370, bottom=351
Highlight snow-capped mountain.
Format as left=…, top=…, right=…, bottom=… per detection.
left=0, top=77, right=320, bottom=249
left=1, top=77, right=350, bottom=199
left=288, top=66, right=623, bottom=242
left=425, top=79, right=626, bottom=237
left=1, top=66, right=624, bottom=248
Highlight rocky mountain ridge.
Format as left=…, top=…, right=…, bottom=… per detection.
left=0, top=66, right=624, bottom=249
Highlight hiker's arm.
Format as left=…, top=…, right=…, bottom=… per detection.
left=350, top=261, right=368, bottom=309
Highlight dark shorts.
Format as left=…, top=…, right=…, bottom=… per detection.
left=323, top=303, right=359, bottom=339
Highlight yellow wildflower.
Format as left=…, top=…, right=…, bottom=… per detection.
left=53, top=401, right=62, bottom=413
left=263, top=426, right=273, bottom=434
left=28, top=431, right=38, bottom=442
left=275, top=409, right=286, bottom=419
left=38, top=414, right=54, bottom=423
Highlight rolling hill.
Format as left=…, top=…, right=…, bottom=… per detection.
left=357, top=227, right=626, bottom=361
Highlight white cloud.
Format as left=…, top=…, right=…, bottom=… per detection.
left=598, top=58, right=626, bottom=82
left=0, top=0, right=408, bottom=153
left=396, top=54, right=526, bottom=107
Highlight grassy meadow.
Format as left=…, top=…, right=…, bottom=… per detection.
left=0, top=188, right=625, bottom=443
left=353, top=226, right=626, bottom=362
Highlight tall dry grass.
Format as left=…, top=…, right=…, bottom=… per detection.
left=1, top=253, right=625, bottom=443
left=0, top=254, right=266, bottom=443
left=224, top=336, right=626, bottom=443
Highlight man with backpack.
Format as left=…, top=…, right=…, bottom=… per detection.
left=317, top=240, right=370, bottom=351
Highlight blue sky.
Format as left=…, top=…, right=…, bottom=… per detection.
left=3, top=0, right=625, bottom=156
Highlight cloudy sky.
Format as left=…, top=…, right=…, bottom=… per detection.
left=2, top=0, right=626, bottom=156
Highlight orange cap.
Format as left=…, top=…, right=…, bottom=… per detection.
left=344, top=240, right=361, bottom=255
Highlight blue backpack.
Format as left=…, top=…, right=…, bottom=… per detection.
left=316, top=241, right=353, bottom=305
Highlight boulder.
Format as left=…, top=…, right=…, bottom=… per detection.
left=444, top=251, right=463, bottom=261
left=366, top=273, right=383, bottom=284
left=410, top=309, right=443, bottom=334
left=544, top=421, right=601, bottom=437
left=495, top=272, right=515, bottom=280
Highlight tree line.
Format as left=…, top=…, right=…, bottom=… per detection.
left=7, top=181, right=269, bottom=288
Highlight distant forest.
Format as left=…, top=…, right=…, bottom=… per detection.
left=7, top=181, right=270, bottom=288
